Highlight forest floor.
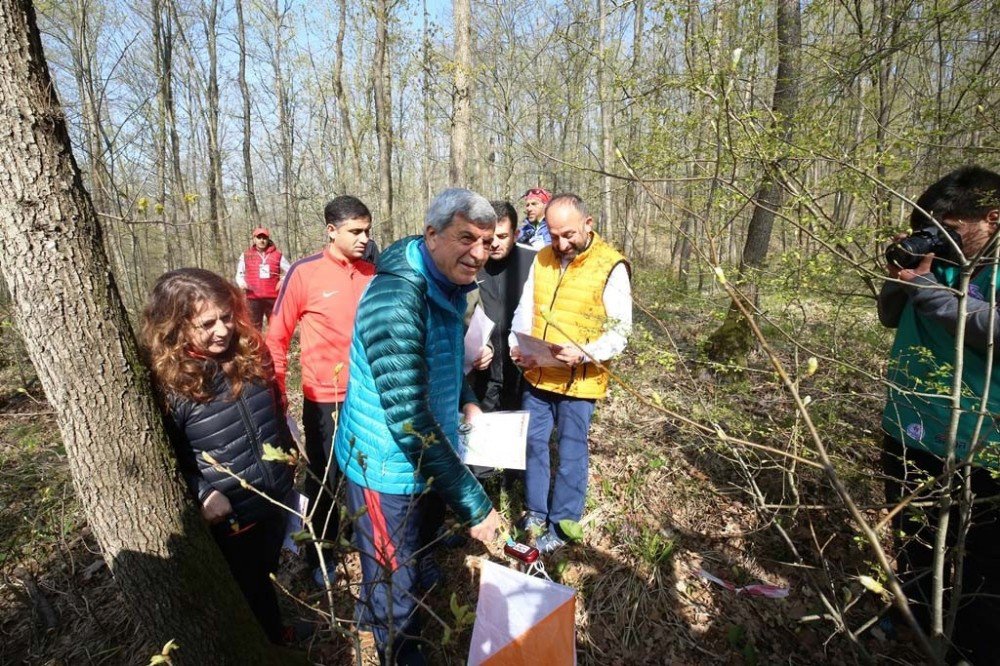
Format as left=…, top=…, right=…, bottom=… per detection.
left=0, top=266, right=928, bottom=665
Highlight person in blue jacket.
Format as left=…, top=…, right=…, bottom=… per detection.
left=334, top=188, right=503, bottom=664
left=879, top=166, right=1000, bottom=663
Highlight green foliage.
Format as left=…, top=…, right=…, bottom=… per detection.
left=558, top=519, right=584, bottom=542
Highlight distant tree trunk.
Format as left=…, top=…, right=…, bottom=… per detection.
left=373, top=0, right=394, bottom=240
left=151, top=0, right=172, bottom=271
left=449, top=0, right=470, bottom=186
left=334, top=0, right=361, bottom=192
left=0, top=3, right=300, bottom=663
left=705, top=0, right=801, bottom=363
left=203, top=0, right=226, bottom=271
left=622, top=0, right=644, bottom=258
left=162, top=4, right=196, bottom=266
left=234, top=0, right=260, bottom=229
left=270, top=0, right=299, bottom=256
left=421, top=0, right=432, bottom=211
left=597, top=0, right=613, bottom=240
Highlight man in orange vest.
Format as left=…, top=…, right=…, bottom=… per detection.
left=509, top=193, right=632, bottom=554
left=235, top=227, right=290, bottom=329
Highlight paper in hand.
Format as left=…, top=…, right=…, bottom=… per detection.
left=464, top=305, right=495, bottom=374
left=513, top=331, right=565, bottom=367
left=458, top=410, right=530, bottom=470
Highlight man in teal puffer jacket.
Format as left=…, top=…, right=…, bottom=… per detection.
left=334, top=188, right=502, bottom=665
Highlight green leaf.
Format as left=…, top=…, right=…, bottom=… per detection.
left=558, top=519, right=584, bottom=542
left=261, top=442, right=293, bottom=464
left=290, top=530, right=313, bottom=543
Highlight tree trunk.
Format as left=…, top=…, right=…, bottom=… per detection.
left=152, top=0, right=171, bottom=272
left=203, top=0, right=227, bottom=271
left=622, top=0, right=644, bottom=257
left=597, top=0, right=613, bottom=240
left=421, top=0, right=432, bottom=212
left=0, top=2, right=300, bottom=663
left=373, top=0, right=394, bottom=240
left=235, top=0, right=261, bottom=229
left=449, top=0, right=471, bottom=186
left=333, top=0, right=362, bottom=193
left=705, top=0, right=801, bottom=363
left=270, top=0, right=298, bottom=256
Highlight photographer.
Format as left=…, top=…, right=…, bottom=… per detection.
left=879, top=166, right=1000, bottom=663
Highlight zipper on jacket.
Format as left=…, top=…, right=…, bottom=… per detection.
left=236, top=392, right=276, bottom=490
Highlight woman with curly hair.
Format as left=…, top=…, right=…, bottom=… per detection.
left=141, top=267, right=295, bottom=644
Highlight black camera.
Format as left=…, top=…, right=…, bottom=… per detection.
left=885, top=225, right=962, bottom=268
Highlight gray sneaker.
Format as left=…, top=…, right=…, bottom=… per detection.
left=517, top=512, right=547, bottom=539
left=535, top=530, right=567, bottom=555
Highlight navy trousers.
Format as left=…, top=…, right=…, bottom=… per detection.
left=523, top=386, right=596, bottom=533
left=346, top=478, right=444, bottom=665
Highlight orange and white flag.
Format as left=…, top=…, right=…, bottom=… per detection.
left=468, top=559, right=576, bottom=665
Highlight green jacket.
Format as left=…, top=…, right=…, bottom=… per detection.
left=880, top=261, right=1000, bottom=462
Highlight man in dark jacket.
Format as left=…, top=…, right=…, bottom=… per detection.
left=469, top=200, right=534, bottom=412
left=333, top=188, right=503, bottom=665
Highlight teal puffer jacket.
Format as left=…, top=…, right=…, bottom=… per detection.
left=334, top=236, right=492, bottom=525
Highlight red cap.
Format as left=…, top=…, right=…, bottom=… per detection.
left=521, top=188, right=552, bottom=204
left=252, top=227, right=270, bottom=238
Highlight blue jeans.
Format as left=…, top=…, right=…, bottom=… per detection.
left=523, top=386, right=596, bottom=532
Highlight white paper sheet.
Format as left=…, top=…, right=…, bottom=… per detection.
left=464, top=305, right=496, bottom=374
left=458, top=410, right=529, bottom=470
left=513, top=331, right=566, bottom=367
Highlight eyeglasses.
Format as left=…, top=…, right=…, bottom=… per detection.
left=524, top=188, right=547, bottom=199
left=255, top=234, right=268, bottom=239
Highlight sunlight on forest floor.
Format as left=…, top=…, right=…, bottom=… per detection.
left=0, top=267, right=927, bottom=664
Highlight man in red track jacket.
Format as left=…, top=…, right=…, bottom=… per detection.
left=265, top=196, right=376, bottom=586
left=235, top=227, right=290, bottom=329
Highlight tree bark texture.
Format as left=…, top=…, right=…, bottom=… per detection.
left=0, top=2, right=296, bottom=662
left=235, top=0, right=261, bottom=228
left=449, top=0, right=471, bottom=186
left=373, top=0, right=394, bottom=240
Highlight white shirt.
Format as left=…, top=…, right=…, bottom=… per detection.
left=508, top=258, right=632, bottom=362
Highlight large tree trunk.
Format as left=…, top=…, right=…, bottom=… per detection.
left=449, top=0, right=471, bottom=186
left=373, top=0, right=394, bottom=240
left=235, top=0, right=261, bottom=229
left=0, top=3, right=300, bottom=662
left=704, top=0, right=801, bottom=363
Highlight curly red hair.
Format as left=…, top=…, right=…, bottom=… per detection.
left=140, top=268, right=272, bottom=404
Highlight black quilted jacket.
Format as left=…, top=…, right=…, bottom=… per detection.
left=167, top=372, right=295, bottom=524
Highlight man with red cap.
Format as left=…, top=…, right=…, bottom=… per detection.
left=235, top=227, right=290, bottom=329
left=516, top=187, right=552, bottom=249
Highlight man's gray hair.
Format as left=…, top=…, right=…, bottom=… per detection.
left=425, top=188, right=497, bottom=231
left=546, top=192, right=589, bottom=218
